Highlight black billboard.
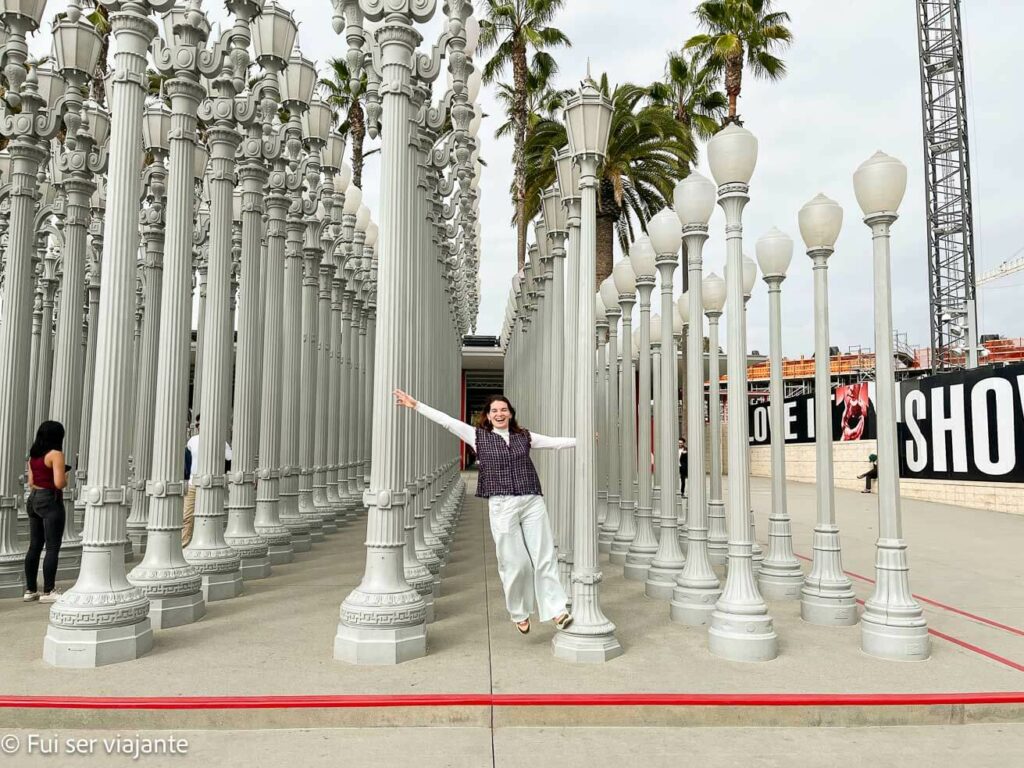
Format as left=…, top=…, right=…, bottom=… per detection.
left=896, top=363, right=1024, bottom=483
left=748, top=382, right=876, bottom=446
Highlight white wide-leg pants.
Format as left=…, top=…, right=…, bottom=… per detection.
left=487, top=494, right=568, bottom=622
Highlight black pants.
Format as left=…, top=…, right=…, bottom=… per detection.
left=25, top=489, right=65, bottom=594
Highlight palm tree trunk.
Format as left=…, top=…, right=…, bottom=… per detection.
left=349, top=101, right=366, bottom=190
left=512, top=39, right=529, bottom=272
left=596, top=213, right=616, bottom=288
left=725, top=51, right=743, bottom=122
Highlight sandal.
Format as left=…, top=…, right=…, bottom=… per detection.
left=514, top=619, right=530, bottom=635
left=554, top=612, right=574, bottom=630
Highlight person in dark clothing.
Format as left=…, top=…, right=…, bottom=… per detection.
left=678, top=438, right=688, bottom=496
left=859, top=453, right=878, bottom=493
left=24, top=421, right=68, bottom=603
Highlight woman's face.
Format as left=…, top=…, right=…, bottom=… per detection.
left=488, top=400, right=511, bottom=430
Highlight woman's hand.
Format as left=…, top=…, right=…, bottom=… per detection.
left=394, top=389, right=418, bottom=409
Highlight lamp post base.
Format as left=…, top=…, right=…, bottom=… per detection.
left=200, top=571, right=243, bottom=603
left=669, top=583, right=721, bottom=625
left=148, top=591, right=207, bottom=630
left=800, top=587, right=859, bottom=626
left=333, top=623, right=427, bottom=666
left=860, top=614, right=931, bottom=661
left=0, top=560, right=25, bottom=599
left=757, top=566, right=804, bottom=601
left=240, top=556, right=272, bottom=581
left=608, top=542, right=632, bottom=565
left=267, top=543, right=295, bottom=565
left=43, top=620, right=153, bottom=669
left=644, top=567, right=683, bottom=600
left=54, top=547, right=83, bottom=582
left=551, top=628, right=623, bottom=664
left=707, top=609, right=778, bottom=662
left=623, top=553, right=655, bottom=581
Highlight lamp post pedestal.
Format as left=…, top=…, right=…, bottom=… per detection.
left=757, top=273, right=803, bottom=600
left=706, top=183, right=777, bottom=662
left=859, top=211, right=929, bottom=660
left=800, top=245, right=857, bottom=626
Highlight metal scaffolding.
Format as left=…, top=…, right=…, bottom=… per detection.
left=916, top=0, right=978, bottom=370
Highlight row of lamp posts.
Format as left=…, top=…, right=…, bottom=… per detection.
left=0, top=0, right=482, bottom=668
left=500, top=80, right=929, bottom=662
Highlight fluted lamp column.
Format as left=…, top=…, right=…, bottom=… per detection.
left=597, top=276, right=620, bottom=554
left=624, top=236, right=658, bottom=580
left=853, top=150, right=929, bottom=660
left=609, top=257, right=638, bottom=565
left=0, top=0, right=77, bottom=599
left=644, top=209, right=686, bottom=600
left=668, top=174, right=722, bottom=623
left=44, top=0, right=176, bottom=667
left=798, top=192, right=858, bottom=626
left=706, top=123, right=777, bottom=662
left=552, top=74, right=621, bottom=663
left=755, top=227, right=804, bottom=600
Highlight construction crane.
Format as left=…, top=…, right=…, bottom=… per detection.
left=977, top=249, right=1024, bottom=287
left=916, top=0, right=979, bottom=370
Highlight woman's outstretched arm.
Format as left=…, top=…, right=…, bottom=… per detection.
left=529, top=433, right=577, bottom=451
left=394, top=389, right=477, bottom=449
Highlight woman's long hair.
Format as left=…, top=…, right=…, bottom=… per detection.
left=29, top=421, right=65, bottom=459
left=475, top=395, right=524, bottom=434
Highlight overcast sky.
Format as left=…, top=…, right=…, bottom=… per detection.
left=36, top=1, right=1024, bottom=358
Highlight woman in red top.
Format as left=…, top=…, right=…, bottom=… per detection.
left=24, top=420, right=67, bottom=603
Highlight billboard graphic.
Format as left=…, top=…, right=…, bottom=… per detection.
left=748, top=383, right=875, bottom=446
left=896, top=363, right=1024, bottom=483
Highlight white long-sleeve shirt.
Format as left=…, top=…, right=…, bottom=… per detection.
left=414, top=402, right=576, bottom=451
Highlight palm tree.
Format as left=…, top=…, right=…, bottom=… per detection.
left=320, top=57, right=367, bottom=188
left=477, top=0, right=571, bottom=271
left=523, top=75, right=695, bottom=285
left=648, top=49, right=727, bottom=144
left=493, top=51, right=572, bottom=140
left=86, top=2, right=112, bottom=105
left=684, top=0, right=793, bottom=124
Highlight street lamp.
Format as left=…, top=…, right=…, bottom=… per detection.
left=667, top=172, right=722, bottom=621
left=644, top=204, right=686, bottom=600
left=705, top=123, right=777, bottom=662
left=624, top=235, right=658, bottom=580
left=703, top=272, right=727, bottom=569
left=598, top=274, right=622, bottom=553
left=798, top=192, right=858, bottom=626
left=610, top=255, right=638, bottom=566
left=552, top=74, right=621, bottom=663
left=853, top=150, right=929, bottom=660
left=755, top=227, right=804, bottom=599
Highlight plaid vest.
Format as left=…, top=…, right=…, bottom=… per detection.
left=474, top=428, right=543, bottom=498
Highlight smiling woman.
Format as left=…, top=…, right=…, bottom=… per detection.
left=393, top=388, right=575, bottom=637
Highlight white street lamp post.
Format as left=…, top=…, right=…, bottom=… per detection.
left=798, top=192, right=858, bottom=626
left=669, top=172, right=722, bottom=622
left=644, top=208, right=686, bottom=600
left=598, top=276, right=621, bottom=553
left=44, top=0, right=178, bottom=667
left=610, top=256, right=638, bottom=566
left=624, top=236, right=658, bottom=580
left=703, top=272, right=727, bottom=565
left=853, top=150, right=929, bottom=660
left=755, top=228, right=804, bottom=599
left=552, top=75, right=621, bottom=663
left=706, top=124, right=777, bottom=661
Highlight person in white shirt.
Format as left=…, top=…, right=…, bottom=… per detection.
left=182, top=413, right=233, bottom=547
left=394, top=388, right=575, bottom=636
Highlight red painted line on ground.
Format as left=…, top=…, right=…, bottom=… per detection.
left=795, top=553, right=1024, bottom=638
left=1, top=692, right=1023, bottom=710
left=927, top=630, right=1024, bottom=674
left=848, top=597, right=1024, bottom=674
